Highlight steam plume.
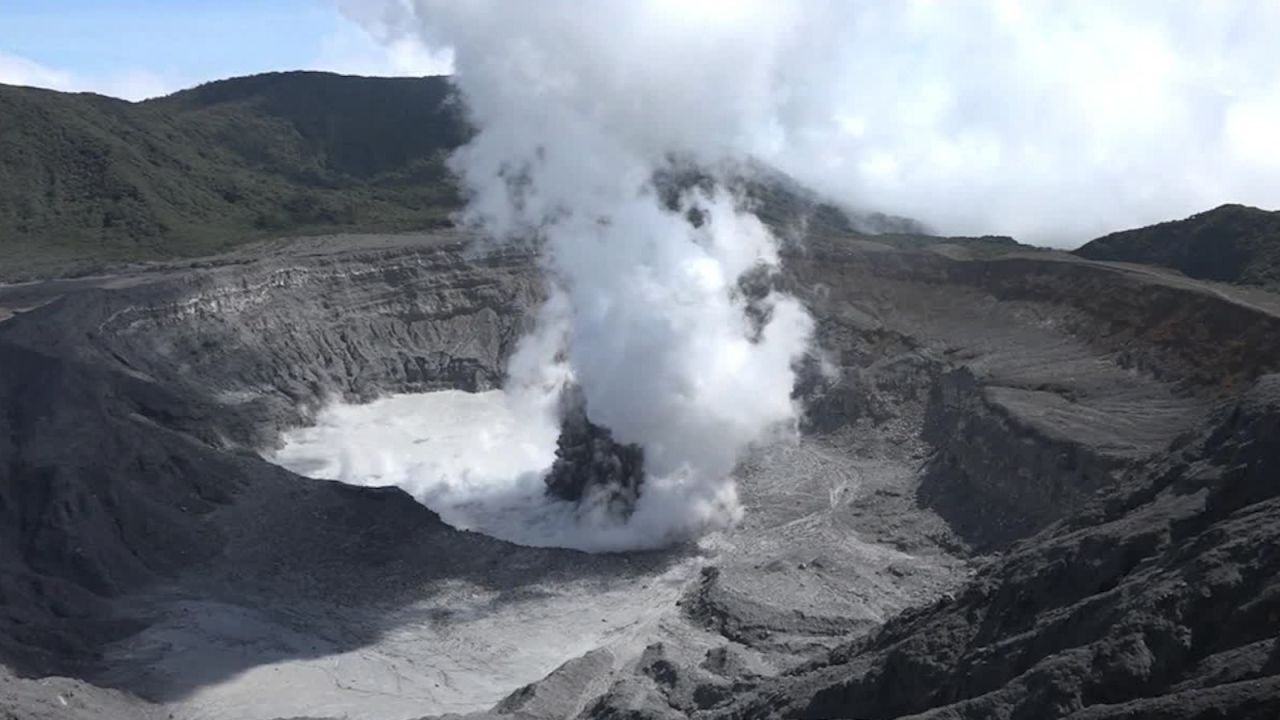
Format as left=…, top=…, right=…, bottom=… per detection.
left=346, top=1, right=1280, bottom=245
left=339, top=1, right=817, bottom=548
left=333, top=1, right=1280, bottom=547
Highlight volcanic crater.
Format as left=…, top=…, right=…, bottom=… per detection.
left=2, top=223, right=1278, bottom=719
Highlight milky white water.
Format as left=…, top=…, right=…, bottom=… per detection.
left=140, top=392, right=723, bottom=720
left=270, top=388, right=720, bottom=550
left=272, top=391, right=556, bottom=503
left=270, top=390, right=573, bottom=543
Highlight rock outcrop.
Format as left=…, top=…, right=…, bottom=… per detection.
left=543, top=385, right=646, bottom=517
left=748, top=373, right=1280, bottom=720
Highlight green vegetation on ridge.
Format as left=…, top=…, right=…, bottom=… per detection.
left=1074, top=204, right=1280, bottom=291
left=0, top=71, right=466, bottom=281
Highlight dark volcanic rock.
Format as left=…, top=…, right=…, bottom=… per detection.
left=918, top=367, right=1123, bottom=549
left=727, top=374, right=1280, bottom=720
left=1075, top=203, right=1280, bottom=290
left=487, top=648, right=615, bottom=720
left=0, top=337, right=248, bottom=676
left=543, top=386, right=645, bottom=517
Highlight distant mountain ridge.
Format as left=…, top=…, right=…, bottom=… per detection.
left=1075, top=204, right=1280, bottom=291
left=0, top=70, right=938, bottom=281
left=20, top=70, right=1275, bottom=286
left=0, top=72, right=465, bottom=280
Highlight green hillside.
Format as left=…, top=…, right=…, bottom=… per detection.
left=0, top=71, right=466, bottom=280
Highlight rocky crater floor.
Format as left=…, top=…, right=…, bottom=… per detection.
left=1, top=231, right=1278, bottom=719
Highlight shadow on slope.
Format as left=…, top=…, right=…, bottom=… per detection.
left=0, top=333, right=693, bottom=703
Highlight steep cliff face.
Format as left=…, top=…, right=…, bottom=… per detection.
left=761, top=374, right=1280, bottom=720
left=917, top=367, right=1124, bottom=548
left=783, top=241, right=1254, bottom=550
left=0, top=232, right=541, bottom=445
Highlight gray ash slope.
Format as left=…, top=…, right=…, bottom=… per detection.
left=0, top=227, right=1278, bottom=719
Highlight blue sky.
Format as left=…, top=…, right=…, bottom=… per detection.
left=0, top=0, right=451, bottom=100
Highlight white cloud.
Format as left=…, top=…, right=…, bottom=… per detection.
left=315, top=14, right=453, bottom=77
left=0, top=51, right=180, bottom=101
left=0, top=52, right=75, bottom=90
left=0, top=8, right=453, bottom=101
left=766, top=1, right=1280, bottom=244
left=347, top=0, right=1280, bottom=246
